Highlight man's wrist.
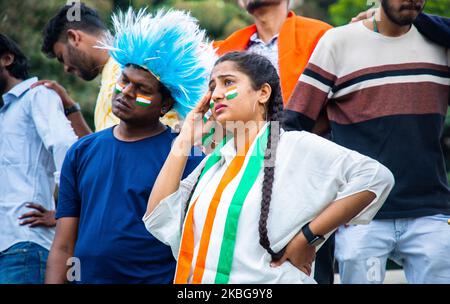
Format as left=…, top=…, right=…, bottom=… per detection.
left=62, top=97, right=76, bottom=108
left=64, top=102, right=81, bottom=116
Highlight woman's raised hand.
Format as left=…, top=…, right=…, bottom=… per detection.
left=178, top=91, right=214, bottom=148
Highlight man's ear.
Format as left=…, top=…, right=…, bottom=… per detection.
left=161, top=95, right=175, bottom=116
left=0, top=53, right=15, bottom=68
left=258, top=83, right=272, bottom=106
left=66, top=29, right=82, bottom=47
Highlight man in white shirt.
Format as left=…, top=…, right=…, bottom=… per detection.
left=0, top=34, right=77, bottom=284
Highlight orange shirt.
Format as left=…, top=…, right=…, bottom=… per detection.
left=214, top=11, right=332, bottom=105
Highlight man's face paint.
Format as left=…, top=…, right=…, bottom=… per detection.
left=225, top=85, right=238, bottom=100
left=115, top=82, right=153, bottom=107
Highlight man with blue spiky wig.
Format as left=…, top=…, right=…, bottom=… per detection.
left=45, top=8, right=215, bottom=284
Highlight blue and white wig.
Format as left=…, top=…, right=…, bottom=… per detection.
left=98, top=8, right=216, bottom=118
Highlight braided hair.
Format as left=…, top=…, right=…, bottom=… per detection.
left=186, top=51, right=284, bottom=260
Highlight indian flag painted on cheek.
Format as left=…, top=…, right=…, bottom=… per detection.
left=225, top=85, right=238, bottom=100
left=136, top=95, right=152, bottom=107
left=115, top=82, right=152, bottom=107
left=115, top=82, right=125, bottom=94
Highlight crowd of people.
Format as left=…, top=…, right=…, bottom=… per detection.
left=0, top=0, right=449, bottom=284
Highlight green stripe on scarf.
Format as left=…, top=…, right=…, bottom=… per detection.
left=214, top=126, right=269, bottom=283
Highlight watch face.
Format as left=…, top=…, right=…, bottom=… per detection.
left=311, top=236, right=325, bottom=247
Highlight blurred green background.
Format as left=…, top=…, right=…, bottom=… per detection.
left=1, top=0, right=449, bottom=174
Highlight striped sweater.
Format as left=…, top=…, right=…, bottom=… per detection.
left=284, top=21, right=450, bottom=219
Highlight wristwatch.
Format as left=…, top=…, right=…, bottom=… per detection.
left=301, top=222, right=325, bottom=247
left=64, top=103, right=81, bottom=116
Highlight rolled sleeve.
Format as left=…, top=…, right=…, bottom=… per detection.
left=334, top=151, right=395, bottom=225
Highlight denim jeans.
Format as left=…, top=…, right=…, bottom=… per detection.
left=335, top=214, right=450, bottom=284
left=0, top=242, right=49, bottom=284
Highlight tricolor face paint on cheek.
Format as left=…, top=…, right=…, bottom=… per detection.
left=135, top=95, right=152, bottom=107
left=115, top=82, right=153, bottom=107
left=115, top=82, right=125, bottom=94
left=225, top=85, right=238, bottom=100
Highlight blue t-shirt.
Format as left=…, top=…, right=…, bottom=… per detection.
left=56, top=127, right=204, bottom=284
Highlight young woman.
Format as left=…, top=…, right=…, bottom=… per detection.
left=144, top=52, right=395, bottom=284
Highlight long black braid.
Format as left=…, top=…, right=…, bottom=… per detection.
left=185, top=52, right=284, bottom=260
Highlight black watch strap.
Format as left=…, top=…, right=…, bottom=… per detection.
left=301, top=222, right=324, bottom=246
left=64, top=103, right=81, bottom=116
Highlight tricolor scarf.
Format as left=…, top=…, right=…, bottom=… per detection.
left=115, top=82, right=153, bottom=107
left=175, top=124, right=270, bottom=284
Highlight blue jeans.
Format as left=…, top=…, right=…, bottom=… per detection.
left=0, top=242, right=49, bottom=284
left=335, top=214, right=450, bottom=284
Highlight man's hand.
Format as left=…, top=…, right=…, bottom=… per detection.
left=19, top=203, right=56, bottom=228
left=270, top=232, right=316, bottom=276
left=31, top=80, right=75, bottom=109
left=351, top=7, right=379, bottom=23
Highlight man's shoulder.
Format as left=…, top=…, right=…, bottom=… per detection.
left=311, top=22, right=362, bottom=47
left=294, top=15, right=333, bottom=32
left=69, top=129, right=112, bottom=155
left=22, top=80, right=61, bottom=104
left=18, top=82, right=66, bottom=116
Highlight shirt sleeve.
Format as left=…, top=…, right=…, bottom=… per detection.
left=333, top=149, right=395, bottom=224
left=288, top=132, right=395, bottom=226
left=29, top=87, right=78, bottom=185
left=55, top=145, right=81, bottom=219
left=142, top=156, right=207, bottom=258
left=283, top=32, right=337, bottom=132
left=414, top=13, right=450, bottom=48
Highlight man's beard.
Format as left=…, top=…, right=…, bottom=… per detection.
left=246, top=0, right=283, bottom=13
left=67, top=45, right=100, bottom=81
left=381, top=0, right=425, bottom=26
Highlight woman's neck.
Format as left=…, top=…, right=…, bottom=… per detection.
left=232, top=120, right=267, bottom=154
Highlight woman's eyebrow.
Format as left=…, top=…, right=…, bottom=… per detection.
left=209, top=74, right=235, bottom=84
left=217, top=74, right=235, bottom=79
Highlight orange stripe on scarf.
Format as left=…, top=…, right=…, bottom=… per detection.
left=174, top=198, right=198, bottom=284
left=175, top=140, right=251, bottom=284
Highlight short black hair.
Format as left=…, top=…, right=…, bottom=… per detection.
left=0, top=34, right=29, bottom=79
left=41, top=2, right=107, bottom=58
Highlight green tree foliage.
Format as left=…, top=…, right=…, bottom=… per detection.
left=169, top=0, right=252, bottom=40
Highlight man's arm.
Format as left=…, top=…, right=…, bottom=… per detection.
left=45, top=217, right=79, bottom=284
left=283, top=36, right=337, bottom=133
left=414, top=13, right=450, bottom=48
left=31, top=80, right=92, bottom=137
left=46, top=141, right=81, bottom=284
